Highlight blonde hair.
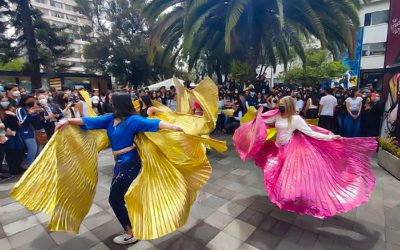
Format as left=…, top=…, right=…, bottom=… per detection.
left=280, top=96, right=296, bottom=124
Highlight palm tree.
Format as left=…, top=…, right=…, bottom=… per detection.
left=144, top=0, right=366, bottom=79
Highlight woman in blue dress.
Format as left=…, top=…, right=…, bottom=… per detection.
left=55, top=92, right=183, bottom=245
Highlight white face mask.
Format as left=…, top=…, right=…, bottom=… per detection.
left=39, top=99, right=48, bottom=105
left=12, top=91, right=21, bottom=97
left=93, top=100, right=99, bottom=105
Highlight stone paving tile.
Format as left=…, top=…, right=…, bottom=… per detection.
left=8, top=224, right=53, bottom=249
left=150, top=231, right=183, bottom=250
left=186, top=221, right=220, bottom=245
left=276, top=239, right=306, bottom=250
left=207, top=231, right=243, bottom=250
left=0, top=138, right=399, bottom=250
left=3, top=215, right=39, bottom=236
left=83, top=211, right=114, bottom=231
left=239, top=242, right=260, bottom=250
left=0, top=207, right=32, bottom=226
left=167, top=234, right=205, bottom=250
left=246, top=230, right=281, bottom=250
left=214, top=187, right=237, bottom=200
left=204, top=210, right=235, bottom=230
left=0, top=238, right=12, bottom=250
left=201, top=194, right=229, bottom=209
left=223, top=219, right=256, bottom=241
left=58, top=231, right=99, bottom=250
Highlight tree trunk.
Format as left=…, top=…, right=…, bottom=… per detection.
left=20, top=0, right=41, bottom=90
left=213, top=59, right=223, bottom=85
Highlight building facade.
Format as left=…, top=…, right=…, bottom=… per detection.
left=30, top=0, right=89, bottom=72
left=358, top=0, right=390, bottom=89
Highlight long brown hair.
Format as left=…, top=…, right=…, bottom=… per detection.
left=280, top=96, right=296, bottom=124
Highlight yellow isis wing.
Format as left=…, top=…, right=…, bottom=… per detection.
left=173, top=76, right=218, bottom=134
left=79, top=90, right=97, bottom=117
left=125, top=78, right=226, bottom=240
left=10, top=127, right=109, bottom=233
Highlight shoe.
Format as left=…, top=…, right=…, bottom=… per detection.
left=113, top=233, right=138, bottom=245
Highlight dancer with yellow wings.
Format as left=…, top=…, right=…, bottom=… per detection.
left=10, top=77, right=226, bottom=245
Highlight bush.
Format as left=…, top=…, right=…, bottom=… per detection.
left=379, top=137, right=400, bottom=158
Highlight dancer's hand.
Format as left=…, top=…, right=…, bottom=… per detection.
left=332, top=134, right=341, bottom=140
left=55, top=119, right=69, bottom=131
left=172, top=124, right=184, bottom=132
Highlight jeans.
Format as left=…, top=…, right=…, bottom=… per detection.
left=23, top=137, right=38, bottom=168
left=337, top=114, right=346, bottom=136
left=216, top=114, right=224, bottom=132
left=109, top=153, right=141, bottom=230
left=344, top=111, right=361, bottom=137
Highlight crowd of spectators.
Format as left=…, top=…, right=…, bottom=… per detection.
left=0, top=78, right=385, bottom=180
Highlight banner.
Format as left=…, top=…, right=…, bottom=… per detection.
left=383, top=0, right=400, bottom=102
left=343, top=27, right=364, bottom=88
left=385, top=0, right=400, bottom=68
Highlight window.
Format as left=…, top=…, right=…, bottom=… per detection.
left=39, top=8, right=48, bottom=15
left=364, top=10, right=389, bottom=26
left=50, top=0, right=63, bottom=9
left=73, top=62, right=83, bottom=67
left=362, top=42, right=386, bottom=56
left=66, top=15, right=78, bottom=22
left=35, top=0, right=47, bottom=4
left=71, top=52, right=82, bottom=58
left=65, top=4, right=74, bottom=11
left=50, top=11, right=64, bottom=19
left=51, top=21, right=65, bottom=27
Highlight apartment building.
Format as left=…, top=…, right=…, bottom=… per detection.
left=31, top=0, right=90, bottom=72
left=358, top=0, right=390, bottom=89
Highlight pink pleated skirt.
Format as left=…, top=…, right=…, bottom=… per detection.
left=258, top=133, right=376, bottom=218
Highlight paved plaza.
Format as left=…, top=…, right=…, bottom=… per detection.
left=0, top=135, right=399, bottom=250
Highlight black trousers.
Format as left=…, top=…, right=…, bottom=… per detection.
left=318, top=115, right=335, bottom=132
left=5, top=148, right=25, bottom=174
left=109, top=155, right=141, bottom=230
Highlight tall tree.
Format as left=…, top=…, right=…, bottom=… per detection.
left=144, top=0, right=366, bottom=78
left=75, top=0, right=174, bottom=85
left=279, top=49, right=346, bottom=86
left=0, top=0, right=72, bottom=89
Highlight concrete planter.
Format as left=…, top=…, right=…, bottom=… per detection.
left=378, top=148, right=400, bottom=180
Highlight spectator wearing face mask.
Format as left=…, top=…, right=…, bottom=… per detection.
left=361, top=99, right=384, bottom=137
left=0, top=95, right=25, bottom=176
left=91, top=89, right=104, bottom=115
left=5, top=84, right=21, bottom=107
left=16, top=95, right=43, bottom=169
left=37, top=94, right=63, bottom=139
left=245, top=85, right=258, bottom=109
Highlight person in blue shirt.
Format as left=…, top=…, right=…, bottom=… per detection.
left=55, top=92, right=183, bottom=245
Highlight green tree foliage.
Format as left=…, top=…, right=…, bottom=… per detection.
left=144, top=0, right=366, bottom=78
left=279, top=49, right=346, bottom=86
left=0, top=0, right=72, bottom=89
left=230, top=60, right=251, bottom=81
left=0, top=58, right=24, bottom=71
left=75, top=0, right=174, bottom=85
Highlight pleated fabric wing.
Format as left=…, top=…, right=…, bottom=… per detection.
left=10, top=128, right=109, bottom=233
left=233, top=109, right=377, bottom=218
left=10, top=80, right=226, bottom=239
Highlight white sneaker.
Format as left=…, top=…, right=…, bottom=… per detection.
left=113, top=233, right=138, bottom=245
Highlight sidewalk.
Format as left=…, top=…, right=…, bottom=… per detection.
left=0, top=136, right=399, bottom=250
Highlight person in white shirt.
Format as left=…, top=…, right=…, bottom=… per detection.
left=295, top=93, right=304, bottom=114
left=318, top=88, right=337, bottom=132
left=344, top=89, right=363, bottom=137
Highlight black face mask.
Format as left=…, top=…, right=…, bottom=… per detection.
left=279, top=106, right=286, bottom=113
